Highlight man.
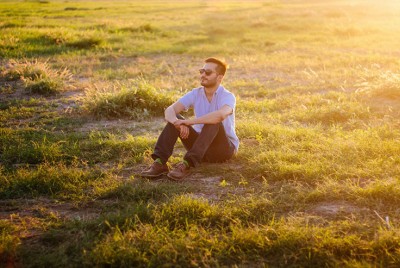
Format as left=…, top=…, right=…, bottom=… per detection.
left=140, top=57, right=239, bottom=180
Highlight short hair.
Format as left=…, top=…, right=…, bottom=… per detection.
left=205, top=57, right=228, bottom=76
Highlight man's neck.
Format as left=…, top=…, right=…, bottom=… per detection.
left=204, top=84, right=219, bottom=97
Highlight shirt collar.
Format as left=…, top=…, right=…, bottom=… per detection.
left=202, top=85, right=223, bottom=95
left=216, top=85, right=224, bottom=95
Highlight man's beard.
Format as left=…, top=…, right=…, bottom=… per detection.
left=201, top=79, right=217, bottom=88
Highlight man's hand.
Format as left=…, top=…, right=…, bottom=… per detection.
left=173, top=119, right=184, bottom=128
left=179, top=125, right=190, bottom=139
left=173, top=120, right=190, bottom=139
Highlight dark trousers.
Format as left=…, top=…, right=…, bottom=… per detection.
left=151, top=116, right=235, bottom=167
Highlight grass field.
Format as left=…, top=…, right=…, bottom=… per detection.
left=1, top=0, right=400, bottom=266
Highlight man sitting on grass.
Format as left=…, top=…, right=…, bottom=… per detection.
left=140, top=57, right=239, bottom=181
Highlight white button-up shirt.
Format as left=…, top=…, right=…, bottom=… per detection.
left=178, top=85, right=239, bottom=151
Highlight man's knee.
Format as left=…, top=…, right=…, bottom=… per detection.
left=165, top=122, right=180, bottom=135
left=166, top=121, right=175, bottom=128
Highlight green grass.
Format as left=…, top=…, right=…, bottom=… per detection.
left=0, top=220, right=20, bottom=266
left=88, top=196, right=400, bottom=267
left=0, top=127, right=156, bottom=168
left=81, top=131, right=157, bottom=164
left=0, top=162, right=110, bottom=200
left=1, top=0, right=400, bottom=266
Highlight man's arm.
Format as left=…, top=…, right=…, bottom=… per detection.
left=174, top=105, right=233, bottom=127
left=165, top=101, right=192, bottom=139
left=164, top=101, right=186, bottom=124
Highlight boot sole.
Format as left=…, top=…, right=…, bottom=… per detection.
left=137, top=171, right=168, bottom=178
left=167, top=172, right=190, bottom=181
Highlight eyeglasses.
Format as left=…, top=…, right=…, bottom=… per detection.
left=199, top=68, right=217, bottom=76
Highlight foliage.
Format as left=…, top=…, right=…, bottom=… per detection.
left=0, top=162, right=108, bottom=200
left=83, top=78, right=174, bottom=119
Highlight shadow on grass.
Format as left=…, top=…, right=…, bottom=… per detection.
left=13, top=178, right=191, bottom=267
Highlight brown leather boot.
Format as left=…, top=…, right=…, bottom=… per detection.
left=167, top=162, right=190, bottom=181
left=139, top=162, right=169, bottom=178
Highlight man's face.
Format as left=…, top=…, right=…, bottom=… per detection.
left=199, top=62, right=222, bottom=88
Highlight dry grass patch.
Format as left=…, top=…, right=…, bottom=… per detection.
left=356, top=68, right=400, bottom=101
left=0, top=60, right=72, bottom=95
left=83, top=78, right=174, bottom=119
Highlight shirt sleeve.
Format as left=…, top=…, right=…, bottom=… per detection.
left=178, top=89, right=195, bottom=110
left=221, top=93, right=236, bottom=110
